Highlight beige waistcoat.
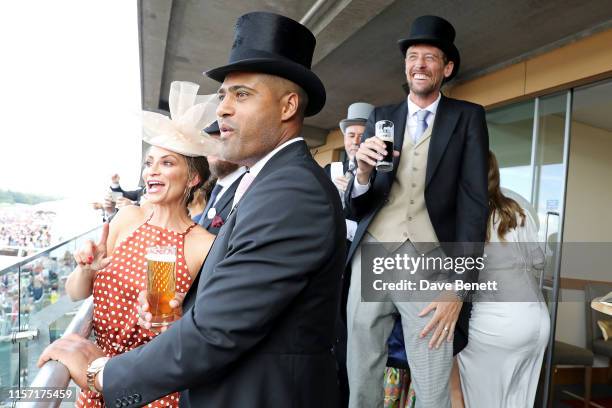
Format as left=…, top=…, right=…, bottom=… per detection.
left=367, top=123, right=439, bottom=253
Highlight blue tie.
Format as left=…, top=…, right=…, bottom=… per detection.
left=413, top=110, right=431, bottom=145
left=203, top=183, right=223, bottom=216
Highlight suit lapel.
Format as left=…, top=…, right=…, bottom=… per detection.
left=185, top=141, right=308, bottom=307
left=200, top=212, right=212, bottom=229
left=200, top=175, right=244, bottom=229
left=231, top=141, right=308, bottom=206
left=213, top=177, right=242, bottom=217
left=426, top=95, right=460, bottom=187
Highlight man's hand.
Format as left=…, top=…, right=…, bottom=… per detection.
left=333, top=175, right=349, bottom=193
left=355, top=137, right=400, bottom=184
left=136, top=290, right=186, bottom=333
left=73, top=223, right=111, bottom=271
left=418, top=291, right=463, bottom=349
left=37, top=333, right=105, bottom=390
left=103, top=192, right=116, bottom=215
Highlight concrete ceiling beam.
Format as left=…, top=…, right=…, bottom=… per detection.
left=140, top=0, right=173, bottom=111
left=299, top=0, right=396, bottom=65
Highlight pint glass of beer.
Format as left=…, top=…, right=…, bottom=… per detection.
left=375, top=120, right=394, bottom=172
left=146, top=246, right=177, bottom=328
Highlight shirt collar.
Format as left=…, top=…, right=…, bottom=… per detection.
left=248, top=137, right=304, bottom=178
left=217, top=166, right=247, bottom=187
left=407, top=92, right=442, bottom=118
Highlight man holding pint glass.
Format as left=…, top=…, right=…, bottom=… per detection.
left=343, top=15, right=489, bottom=407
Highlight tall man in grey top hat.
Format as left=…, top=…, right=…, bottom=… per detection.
left=39, top=11, right=345, bottom=408
left=343, top=15, right=489, bottom=407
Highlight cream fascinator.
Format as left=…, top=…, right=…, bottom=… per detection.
left=142, top=81, right=221, bottom=157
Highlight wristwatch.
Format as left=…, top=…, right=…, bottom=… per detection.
left=86, top=357, right=109, bottom=394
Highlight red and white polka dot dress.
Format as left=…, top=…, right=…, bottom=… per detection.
left=76, top=220, right=196, bottom=408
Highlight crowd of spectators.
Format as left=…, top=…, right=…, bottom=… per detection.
left=0, top=252, right=74, bottom=336
left=0, top=208, right=55, bottom=249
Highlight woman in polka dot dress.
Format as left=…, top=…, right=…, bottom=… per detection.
left=66, top=83, right=216, bottom=407
left=65, top=143, right=215, bottom=407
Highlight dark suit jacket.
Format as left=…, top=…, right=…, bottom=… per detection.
left=102, top=140, right=346, bottom=408
left=110, top=185, right=145, bottom=203
left=198, top=175, right=243, bottom=235
left=343, top=94, right=489, bottom=354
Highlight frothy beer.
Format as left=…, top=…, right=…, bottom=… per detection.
left=146, top=249, right=176, bottom=327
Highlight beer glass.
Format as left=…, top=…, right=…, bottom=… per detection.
left=375, top=120, right=394, bottom=172
left=146, top=246, right=177, bottom=328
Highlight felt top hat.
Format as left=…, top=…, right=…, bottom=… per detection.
left=397, top=15, right=460, bottom=81
left=205, top=11, right=326, bottom=116
left=339, top=102, right=374, bottom=134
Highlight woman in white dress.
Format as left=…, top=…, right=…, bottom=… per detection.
left=457, top=151, right=550, bottom=408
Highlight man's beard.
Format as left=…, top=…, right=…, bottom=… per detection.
left=407, top=72, right=441, bottom=97
left=408, top=81, right=439, bottom=97
left=211, top=160, right=240, bottom=179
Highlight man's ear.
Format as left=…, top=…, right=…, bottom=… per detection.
left=280, top=92, right=299, bottom=121
left=443, top=60, right=454, bottom=78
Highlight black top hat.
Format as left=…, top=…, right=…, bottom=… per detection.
left=398, top=15, right=460, bottom=81
left=205, top=12, right=326, bottom=117
left=203, top=120, right=220, bottom=135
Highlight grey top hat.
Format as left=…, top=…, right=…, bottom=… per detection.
left=339, top=102, right=374, bottom=134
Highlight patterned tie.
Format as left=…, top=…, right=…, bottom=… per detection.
left=413, top=109, right=431, bottom=145
left=232, top=171, right=256, bottom=208
left=203, top=183, right=223, bottom=216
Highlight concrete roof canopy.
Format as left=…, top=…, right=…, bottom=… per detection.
left=139, top=0, right=612, bottom=147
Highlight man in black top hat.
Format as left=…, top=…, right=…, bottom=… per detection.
left=343, top=15, right=489, bottom=407
left=39, top=11, right=345, bottom=408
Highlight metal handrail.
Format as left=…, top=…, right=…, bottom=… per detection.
left=19, top=297, right=94, bottom=408
left=0, top=225, right=102, bottom=275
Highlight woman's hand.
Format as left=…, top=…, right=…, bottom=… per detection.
left=66, top=223, right=112, bottom=300
left=74, top=223, right=111, bottom=272
left=418, top=291, right=463, bottom=349
left=136, top=290, right=186, bottom=333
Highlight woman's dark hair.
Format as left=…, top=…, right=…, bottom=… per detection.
left=487, top=150, right=526, bottom=242
left=184, top=156, right=210, bottom=207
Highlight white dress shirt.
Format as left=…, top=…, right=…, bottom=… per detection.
left=231, top=137, right=305, bottom=208
left=213, top=166, right=247, bottom=205
left=248, top=137, right=303, bottom=178
left=352, top=93, right=441, bottom=197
